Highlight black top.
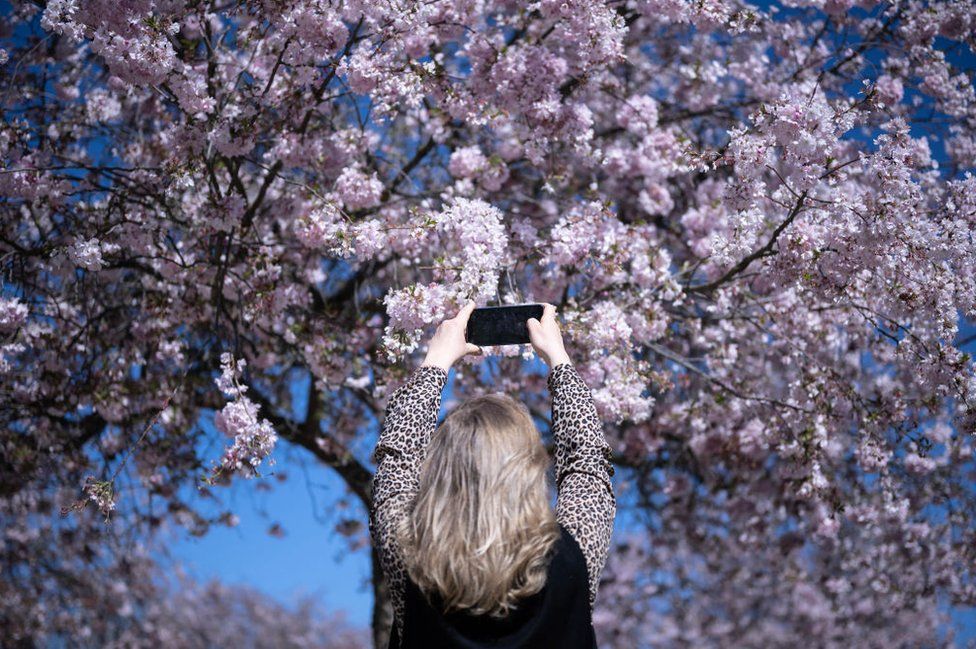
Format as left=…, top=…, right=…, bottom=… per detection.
left=388, top=523, right=598, bottom=649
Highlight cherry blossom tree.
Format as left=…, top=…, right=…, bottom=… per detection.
left=2, top=0, right=975, bottom=646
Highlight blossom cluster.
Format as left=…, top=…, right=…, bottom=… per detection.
left=212, top=353, right=278, bottom=479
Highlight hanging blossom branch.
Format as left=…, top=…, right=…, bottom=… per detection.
left=202, top=352, right=279, bottom=485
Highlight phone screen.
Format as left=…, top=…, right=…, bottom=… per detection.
left=465, top=303, right=545, bottom=346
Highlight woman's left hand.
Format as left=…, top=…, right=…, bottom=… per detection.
left=421, top=299, right=483, bottom=371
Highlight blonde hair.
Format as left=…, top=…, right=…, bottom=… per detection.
left=395, top=393, right=560, bottom=618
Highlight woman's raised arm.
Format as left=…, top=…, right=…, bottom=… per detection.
left=528, top=303, right=616, bottom=610
left=547, top=361, right=616, bottom=610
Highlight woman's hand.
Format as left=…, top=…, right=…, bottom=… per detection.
left=421, top=299, right=483, bottom=371
left=527, top=302, right=572, bottom=369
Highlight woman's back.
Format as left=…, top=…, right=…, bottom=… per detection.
left=392, top=523, right=597, bottom=649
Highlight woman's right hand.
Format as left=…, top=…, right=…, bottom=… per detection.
left=527, top=303, right=572, bottom=369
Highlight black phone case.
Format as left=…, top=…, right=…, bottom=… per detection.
left=465, top=304, right=545, bottom=346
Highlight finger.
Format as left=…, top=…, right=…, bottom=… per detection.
left=542, top=303, right=556, bottom=321
left=454, top=299, right=476, bottom=323
left=465, top=342, right=483, bottom=355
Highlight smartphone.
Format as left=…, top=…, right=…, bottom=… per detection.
left=465, top=303, right=545, bottom=346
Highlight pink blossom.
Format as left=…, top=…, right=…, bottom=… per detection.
left=874, top=74, right=904, bottom=107
left=334, top=166, right=383, bottom=211
left=211, top=116, right=255, bottom=158
left=296, top=202, right=347, bottom=252
left=430, top=197, right=508, bottom=301
left=67, top=237, right=106, bottom=270
left=448, top=146, right=488, bottom=178
left=212, top=354, right=277, bottom=478
left=903, top=452, right=936, bottom=475
left=616, top=94, right=660, bottom=135
left=570, top=300, right=633, bottom=351
left=0, top=298, right=28, bottom=332
left=381, top=282, right=453, bottom=359
left=85, top=88, right=121, bottom=123
left=638, top=183, right=674, bottom=216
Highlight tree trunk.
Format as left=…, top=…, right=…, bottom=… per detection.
left=371, top=545, right=392, bottom=649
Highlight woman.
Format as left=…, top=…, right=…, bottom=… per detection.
left=369, top=300, right=616, bottom=648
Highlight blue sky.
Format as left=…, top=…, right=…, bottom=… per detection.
left=167, top=445, right=375, bottom=627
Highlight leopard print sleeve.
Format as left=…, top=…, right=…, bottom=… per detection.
left=369, top=363, right=449, bottom=647
left=547, top=361, right=617, bottom=611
